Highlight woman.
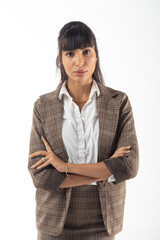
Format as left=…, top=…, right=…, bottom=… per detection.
left=28, top=21, right=139, bottom=240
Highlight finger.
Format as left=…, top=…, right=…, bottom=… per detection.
left=36, top=160, right=51, bottom=170
left=115, top=146, right=130, bottom=153
left=114, top=151, right=130, bottom=158
left=118, top=149, right=130, bottom=155
left=124, top=145, right=130, bottom=149
left=31, top=159, right=46, bottom=168
left=123, top=150, right=130, bottom=155
left=43, top=154, right=50, bottom=160
left=118, top=146, right=130, bottom=150
left=41, top=136, right=52, bottom=152
left=29, top=150, right=47, bottom=158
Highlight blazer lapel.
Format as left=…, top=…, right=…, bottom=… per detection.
left=96, top=82, right=120, bottom=162
left=41, top=83, right=69, bottom=162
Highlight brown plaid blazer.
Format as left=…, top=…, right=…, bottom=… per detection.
left=28, top=81, right=139, bottom=237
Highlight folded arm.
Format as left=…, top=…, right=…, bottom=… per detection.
left=59, top=174, right=104, bottom=188
left=65, top=162, right=112, bottom=180
left=28, top=92, right=139, bottom=192
left=58, top=162, right=112, bottom=189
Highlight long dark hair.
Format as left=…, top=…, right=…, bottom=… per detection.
left=56, top=21, right=105, bottom=85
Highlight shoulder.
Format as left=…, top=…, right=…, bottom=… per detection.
left=33, top=83, right=62, bottom=106
left=99, top=85, right=133, bottom=116
left=97, top=82, right=128, bottom=102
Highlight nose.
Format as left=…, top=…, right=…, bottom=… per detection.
left=75, top=52, right=84, bottom=66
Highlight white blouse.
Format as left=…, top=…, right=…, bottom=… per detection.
left=58, top=79, right=115, bottom=185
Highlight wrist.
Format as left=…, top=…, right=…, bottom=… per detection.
left=67, top=162, right=73, bottom=173
left=65, top=162, right=72, bottom=177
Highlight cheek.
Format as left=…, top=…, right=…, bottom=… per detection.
left=62, top=59, right=73, bottom=73
left=88, top=57, right=97, bottom=71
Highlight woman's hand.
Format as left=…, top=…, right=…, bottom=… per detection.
left=109, top=146, right=130, bottom=159
left=29, top=136, right=66, bottom=173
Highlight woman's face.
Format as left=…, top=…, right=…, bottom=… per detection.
left=60, top=45, right=98, bottom=83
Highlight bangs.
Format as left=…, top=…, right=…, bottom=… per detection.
left=60, top=27, right=94, bottom=52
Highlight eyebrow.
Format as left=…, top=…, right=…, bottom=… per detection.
left=62, top=47, right=92, bottom=52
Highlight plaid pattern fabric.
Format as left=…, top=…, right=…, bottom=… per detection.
left=37, top=185, right=115, bottom=240
left=28, top=81, right=139, bottom=237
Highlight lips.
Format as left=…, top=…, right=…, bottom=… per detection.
left=74, top=70, right=87, bottom=73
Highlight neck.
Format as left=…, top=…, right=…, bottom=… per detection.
left=66, top=78, right=93, bottom=102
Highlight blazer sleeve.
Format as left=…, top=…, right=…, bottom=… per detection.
left=28, top=98, right=66, bottom=192
left=103, top=93, right=139, bottom=184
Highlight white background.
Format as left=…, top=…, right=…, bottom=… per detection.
left=0, top=0, right=160, bottom=239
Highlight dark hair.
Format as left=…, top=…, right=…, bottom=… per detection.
left=56, top=21, right=105, bottom=85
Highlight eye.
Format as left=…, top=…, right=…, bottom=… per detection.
left=83, top=49, right=91, bottom=55
left=65, top=52, right=74, bottom=57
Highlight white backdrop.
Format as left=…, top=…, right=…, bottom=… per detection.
left=0, top=0, right=160, bottom=239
